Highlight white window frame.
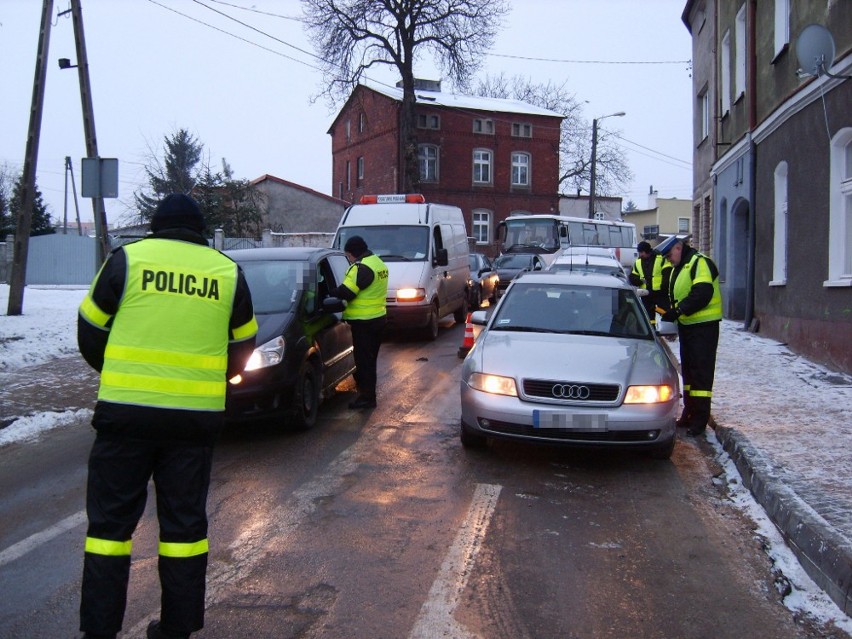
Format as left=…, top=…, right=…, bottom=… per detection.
left=345, top=159, right=351, bottom=191
left=700, top=89, right=710, bottom=141
left=511, top=152, right=530, bottom=186
left=720, top=31, right=732, bottom=116
left=357, top=156, right=364, bottom=182
left=771, top=162, right=788, bottom=285
left=511, top=122, right=532, bottom=138
left=418, top=144, right=439, bottom=183
left=359, top=112, right=366, bottom=133
left=473, top=149, right=492, bottom=185
left=774, top=0, right=790, bottom=57
left=826, top=128, right=852, bottom=286
left=345, top=119, right=351, bottom=141
left=735, top=5, right=746, bottom=99
left=472, top=209, right=491, bottom=245
left=678, top=217, right=690, bottom=233
left=473, top=118, right=494, bottom=134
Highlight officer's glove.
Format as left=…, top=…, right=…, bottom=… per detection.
left=660, top=307, right=681, bottom=323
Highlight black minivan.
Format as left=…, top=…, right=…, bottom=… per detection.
left=224, top=247, right=355, bottom=429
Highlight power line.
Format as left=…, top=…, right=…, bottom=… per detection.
left=488, top=52, right=691, bottom=65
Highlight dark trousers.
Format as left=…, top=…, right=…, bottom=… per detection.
left=80, top=436, right=213, bottom=636
left=677, top=320, right=720, bottom=430
left=348, top=316, right=386, bottom=401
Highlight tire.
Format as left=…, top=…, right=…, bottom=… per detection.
left=453, top=295, right=469, bottom=324
left=420, top=301, right=440, bottom=341
left=647, top=436, right=675, bottom=460
left=460, top=421, right=487, bottom=448
left=291, top=360, right=320, bottom=430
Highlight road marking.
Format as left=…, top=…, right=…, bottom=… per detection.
left=409, top=483, right=502, bottom=639
left=0, top=510, right=86, bottom=568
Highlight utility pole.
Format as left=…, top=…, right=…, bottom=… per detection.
left=7, top=0, right=54, bottom=317
left=68, top=0, right=109, bottom=263
left=587, top=111, right=626, bottom=220
left=64, top=156, right=83, bottom=236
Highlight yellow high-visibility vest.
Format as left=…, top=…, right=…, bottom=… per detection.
left=672, top=252, right=722, bottom=325
left=342, top=254, right=389, bottom=320
left=80, top=239, right=239, bottom=411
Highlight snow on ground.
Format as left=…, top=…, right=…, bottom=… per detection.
left=1, top=283, right=851, bottom=632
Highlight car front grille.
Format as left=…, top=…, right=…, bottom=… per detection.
left=523, top=379, right=620, bottom=402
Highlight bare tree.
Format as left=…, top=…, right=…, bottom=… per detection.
left=472, top=74, right=633, bottom=198
left=302, top=0, right=509, bottom=192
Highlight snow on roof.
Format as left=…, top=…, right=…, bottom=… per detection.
left=362, top=79, right=565, bottom=119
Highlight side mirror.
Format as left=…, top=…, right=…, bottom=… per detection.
left=322, top=297, right=346, bottom=313
left=656, top=320, right=678, bottom=336
left=433, top=247, right=449, bottom=267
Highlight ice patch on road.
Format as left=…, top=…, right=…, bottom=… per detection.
left=0, top=409, right=92, bottom=447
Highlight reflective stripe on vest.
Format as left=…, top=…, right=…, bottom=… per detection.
left=342, top=254, right=389, bottom=320
left=97, top=239, right=238, bottom=411
left=672, top=253, right=722, bottom=325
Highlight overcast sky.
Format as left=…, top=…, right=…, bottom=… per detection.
left=1, top=0, right=694, bottom=226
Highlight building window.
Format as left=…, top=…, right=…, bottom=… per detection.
left=359, top=112, right=366, bottom=133
left=473, top=149, right=492, bottom=184
left=827, top=128, right=852, bottom=285
left=472, top=209, right=491, bottom=244
left=345, top=119, right=351, bottom=141
left=417, top=113, right=440, bottom=129
left=774, top=0, right=790, bottom=57
left=357, top=156, right=364, bottom=182
left=345, top=160, right=351, bottom=191
left=418, top=144, right=439, bottom=182
left=771, top=162, right=788, bottom=285
left=512, top=122, right=532, bottom=137
left=735, top=5, right=746, bottom=99
left=721, top=30, right=732, bottom=115
left=700, top=89, right=710, bottom=141
left=473, top=118, right=494, bottom=134
left=678, top=217, right=690, bottom=233
left=511, top=152, right=530, bottom=186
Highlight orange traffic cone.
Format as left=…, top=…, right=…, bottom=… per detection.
left=457, top=313, right=475, bottom=358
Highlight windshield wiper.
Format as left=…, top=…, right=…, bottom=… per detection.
left=380, top=254, right=412, bottom=261
left=490, top=325, right=559, bottom=333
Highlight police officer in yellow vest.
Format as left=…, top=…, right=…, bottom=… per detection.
left=77, top=194, right=257, bottom=639
left=629, top=241, right=666, bottom=326
left=330, top=235, right=389, bottom=410
left=656, top=236, right=722, bottom=436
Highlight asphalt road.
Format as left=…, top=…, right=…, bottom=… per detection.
left=0, top=321, right=840, bottom=638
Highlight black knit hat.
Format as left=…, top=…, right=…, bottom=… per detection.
left=344, top=235, right=368, bottom=257
left=151, top=193, right=205, bottom=233
left=637, top=241, right=652, bottom=253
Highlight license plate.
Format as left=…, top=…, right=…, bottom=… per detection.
left=533, top=410, right=607, bottom=430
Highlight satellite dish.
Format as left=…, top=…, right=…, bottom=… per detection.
left=795, top=24, right=836, bottom=77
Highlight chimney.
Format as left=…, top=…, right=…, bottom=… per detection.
left=648, top=185, right=658, bottom=209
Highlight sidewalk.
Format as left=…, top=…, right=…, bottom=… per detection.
left=707, top=320, right=852, bottom=616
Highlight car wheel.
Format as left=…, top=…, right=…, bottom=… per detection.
left=453, top=294, right=469, bottom=324
left=460, top=421, right=487, bottom=448
left=647, top=436, right=675, bottom=460
left=420, top=301, right=440, bottom=341
left=291, top=360, right=320, bottom=430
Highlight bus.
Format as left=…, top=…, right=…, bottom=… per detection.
left=496, top=213, right=638, bottom=268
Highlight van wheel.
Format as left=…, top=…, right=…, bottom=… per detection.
left=291, top=360, right=320, bottom=430
left=453, top=296, right=469, bottom=324
left=421, top=302, right=440, bottom=341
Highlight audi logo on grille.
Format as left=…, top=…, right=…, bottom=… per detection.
left=551, top=384, right=591, bottom=399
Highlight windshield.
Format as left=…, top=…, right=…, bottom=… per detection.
left=550, top=262, right=625, bottom=277
left=502, top=219, right=559, bottom=253
left=238, top=260, right=305, bottom=314
left=490, top=282, right=652, bottom=338
left=494, top=254, right=534, bottom=269
left=335, top=225, right=429, bottom=261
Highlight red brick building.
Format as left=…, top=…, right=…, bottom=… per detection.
left=328, top=80, right=564, bottom=254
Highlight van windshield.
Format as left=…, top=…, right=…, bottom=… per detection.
left=335, top=225, right=429, bottom=261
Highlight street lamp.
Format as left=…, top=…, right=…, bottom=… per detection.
left=588, top=111, right=625, bottom=219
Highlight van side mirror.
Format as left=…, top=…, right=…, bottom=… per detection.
left=433, top=248, right=449, bottom=267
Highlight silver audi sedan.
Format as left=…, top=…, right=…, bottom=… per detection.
left=459, top=270, right=680, bottom=459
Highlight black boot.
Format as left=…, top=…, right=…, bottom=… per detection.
left=147, top=620, right=190, bottom=639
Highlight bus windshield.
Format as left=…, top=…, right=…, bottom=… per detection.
left=501, top=218, right=560, bottom=254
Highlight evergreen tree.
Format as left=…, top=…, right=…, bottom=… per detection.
left=8, top=173, right=55, bottom=236
left=0, top=165, right=12, bottom=237
left=134, top=129, right=203, bottom=222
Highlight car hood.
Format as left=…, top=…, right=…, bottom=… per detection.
left=469, top=331, right=675, bottom=386
left=385, top=261, right=429, bottom=294
left=254, top=310, right=294, bottom=345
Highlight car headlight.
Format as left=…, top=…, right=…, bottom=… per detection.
left=244, top=336, right=285, bottom=371
left=397, top=287, right=426, bottom=302
left=467, top=372, right=518, bottom=397
left=623, top=385, right=674, bottom=404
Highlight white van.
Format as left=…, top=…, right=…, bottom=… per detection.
left=332, top=194, right=470, bottom=340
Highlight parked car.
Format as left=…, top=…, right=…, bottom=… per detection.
left=547, top=253, right=628, bottom=280
left=468, top=253, right=499, bottom=309
left=224, top=247, right=356, bottom=429
left=492, top=253, right=546, bottom=298
left=459, top=270, right=680, bottom=459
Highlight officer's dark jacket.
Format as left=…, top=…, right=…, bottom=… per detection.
left=77, top=228, right=256, bottom=444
